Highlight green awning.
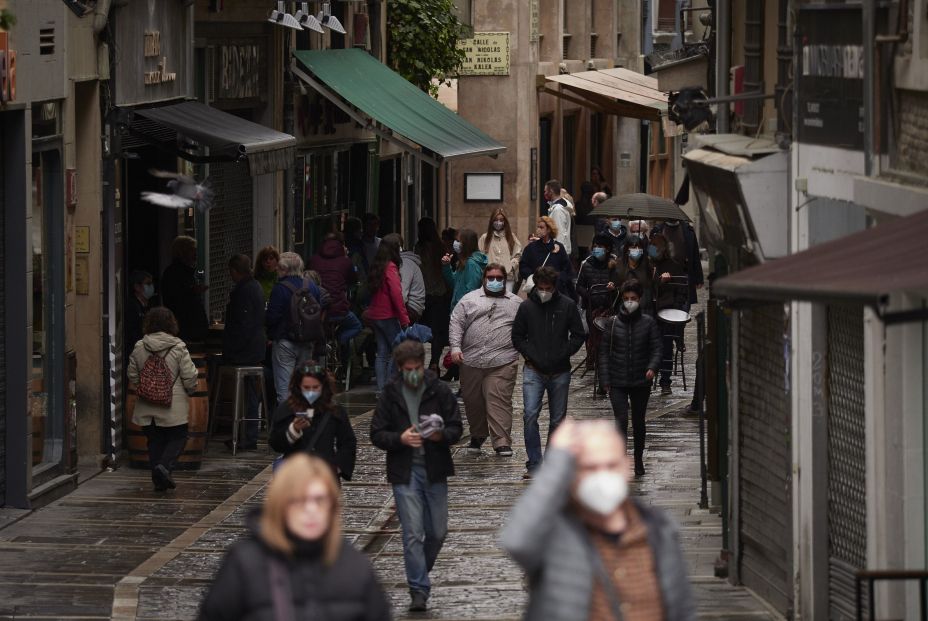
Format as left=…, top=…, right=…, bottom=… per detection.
left=293, top=49, right=505, bottom=162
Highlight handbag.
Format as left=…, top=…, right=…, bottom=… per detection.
left=520, top=251, right=552, bottom=294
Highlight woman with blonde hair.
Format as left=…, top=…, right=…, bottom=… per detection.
left=478, top=208, right=522, bottom=286
left=518, top=216, right=574, bottom=299
left=199, top=454, right=391, bottom=620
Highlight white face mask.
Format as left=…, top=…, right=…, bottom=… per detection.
left=536, top=290, right=553, bottom=304
left=576, top=470, right=628, bottom=516
left=623, top=300, right=639, bottom=313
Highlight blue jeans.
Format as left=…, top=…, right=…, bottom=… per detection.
left=522, top=366, right=571, bottom=470
left=392, top=463, right=448, bottom=596
left=337, top=312, right=363, bottom=345
left=271, top=339, right=314, bottom=403
left=372, top=318, right=402, bottom=392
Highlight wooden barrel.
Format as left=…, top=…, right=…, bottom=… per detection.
left=126, top=353, right=209, bottom=471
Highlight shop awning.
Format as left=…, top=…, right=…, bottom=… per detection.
left=543, top=68, right=667, bottom=120
left=130, top=102, right=297, bottom=175
left=292, top=49, right=506, bottom=164
left=714, top=208, right=928, bottom=307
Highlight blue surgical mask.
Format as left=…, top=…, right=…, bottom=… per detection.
left=453, top=240, right=462, bottom=254
left=629, top=248, right=643, bottom=261
left=485, top=279, right=505, bottom=293
left=648, top=245, right=660, bottom=258
left=591, top=247, right=606, bottom=260
left=610, top=219, right=623, bottom=231
left=302, top=390, right=321, bottom=405
left=142, top=284, right=155, bottom=299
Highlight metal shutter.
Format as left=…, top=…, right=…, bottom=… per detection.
left=738, top=304, right=793, bottom=616
left=0, top=130, right=5, bottom=505
left=208, top=161, right=254, bottom=317
left=827, top=305, right=867, bottom=620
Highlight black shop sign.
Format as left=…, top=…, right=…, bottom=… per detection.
left=797, top=6, right=864, bottom=150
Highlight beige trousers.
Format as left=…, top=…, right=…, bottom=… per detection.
left=460, top=360, right=518, bottom=448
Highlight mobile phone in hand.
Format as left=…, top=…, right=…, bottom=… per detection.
left=295, top=409, right=314, bottom=420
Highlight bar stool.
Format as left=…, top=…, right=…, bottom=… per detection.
left=208, top=365, right=270, bottom=455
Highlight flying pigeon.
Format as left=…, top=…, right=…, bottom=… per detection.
left=141, top=169, right=214, bottom=213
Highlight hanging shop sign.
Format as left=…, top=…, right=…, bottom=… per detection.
left=797, top=6, right=864, bottom=150
left=458, top=32, right=510, bottom=77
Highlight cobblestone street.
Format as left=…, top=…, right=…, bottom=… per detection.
left=0, top=305, right=778, bottom=620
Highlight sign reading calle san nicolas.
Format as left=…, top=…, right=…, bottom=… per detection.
left=458, top=32, right=510, bottom=76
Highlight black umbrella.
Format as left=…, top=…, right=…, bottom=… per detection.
left=589, top=192, right=691, bottom=222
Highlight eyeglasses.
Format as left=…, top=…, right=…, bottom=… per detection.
left=288, top=494, right=332, bottom=510
left=299, top=364, right=326, bottom=375
left=486, top=276, right=505, bottom=282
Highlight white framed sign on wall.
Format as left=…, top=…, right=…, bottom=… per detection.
left=464, top=173, right=504, bottom=202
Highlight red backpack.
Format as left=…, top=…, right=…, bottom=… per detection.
left=137, top=344, right=179, bottom=408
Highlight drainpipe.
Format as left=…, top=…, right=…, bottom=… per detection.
left=863, top=0, right=875, bottom=176
left=92, top=0, right=113, bottom=35
left=715, top=0, right=731, bottom=133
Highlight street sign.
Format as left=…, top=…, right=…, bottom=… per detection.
left=458, top=32, right=510, bottom=77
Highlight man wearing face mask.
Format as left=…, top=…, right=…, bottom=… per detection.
left=603, top=216, right=628, bottom=258
left=598, top=280, right=662, bottom=476
left=126, top=270, right=156, bottom=362
left=575, top=235, right=619, bottom=375
left=370, top=340, right=463, bottom=612
left=501, top=420, right=694, bottom=621
left=649, top=233, right=688, bottom=395
left=511, top=267, right=586, bottom=479
left=449, top=263, right=523, bottom=456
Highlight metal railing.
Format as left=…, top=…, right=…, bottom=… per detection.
left=856, top=570, right=928, bottom=621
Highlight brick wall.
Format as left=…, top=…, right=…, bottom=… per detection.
left=897, top=90, right=928, bottom=177
left=208, top=161, right=254, bottom=317
left=738, top=304, right=792, bottom=617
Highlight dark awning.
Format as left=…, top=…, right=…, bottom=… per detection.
left=130, top=102, right=296, bottom=175
left=292, top=49, right=505, bottom=164
left=714, top=209, right=928, bottom=305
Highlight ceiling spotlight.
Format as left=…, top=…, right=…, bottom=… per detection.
left=295, top=2, right=325, bottom=33
left=268, top=1, right=303, bottom=30
left=318, top=2, right=346, bottom=34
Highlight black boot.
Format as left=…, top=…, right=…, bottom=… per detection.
left=634, top=452, right=645, bottom=477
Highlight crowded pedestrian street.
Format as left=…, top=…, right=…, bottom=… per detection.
left=1, top=292, right=776, bottom=620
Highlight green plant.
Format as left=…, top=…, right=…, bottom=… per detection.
left=0, top=9, right=15, bottom=31
left=387, top=0, right=469, bottom=97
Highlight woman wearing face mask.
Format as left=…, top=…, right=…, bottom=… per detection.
left=199, top=454, right=390, bottom=621
left=597, top=280, right=662, bottom=476
left=478, top=209, right=523, bottom=289
left=442, top=228, right=488, bottom=311
left=575, top=235, right=619, bottom=375
left=615, top=234, right=655, bottom=316
left=269, top=363, right=357, bottom=482
left=518, top=216, right=574, bottom=300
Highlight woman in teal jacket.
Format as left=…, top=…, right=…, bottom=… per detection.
left=442, top=228, right=489, bottom=310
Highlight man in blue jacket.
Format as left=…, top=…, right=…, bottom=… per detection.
left=266, top=252, right=325, bottom=403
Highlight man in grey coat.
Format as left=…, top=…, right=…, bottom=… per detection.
left=500, top=420, right=695, bottom=621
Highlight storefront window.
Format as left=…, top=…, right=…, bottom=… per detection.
left=31, top=147, right=64, bottom=469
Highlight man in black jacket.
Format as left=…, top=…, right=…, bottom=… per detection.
left=222, top=254, right=267, bottom=451
left=160, top=235, right=209, bottom=343
left=598, top=279, right=662, bottom=476
left=370, top=339, right=463, bottom=613
left=511, top=266, right=586, bottom=480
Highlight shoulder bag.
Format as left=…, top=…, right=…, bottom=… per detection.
left=520, top=251, right=552, bottom=295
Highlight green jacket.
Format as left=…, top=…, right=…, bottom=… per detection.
left=443, top=251, right=488, bottom=310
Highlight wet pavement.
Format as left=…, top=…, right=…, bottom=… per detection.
left=0, top=297, right=779, bottom=620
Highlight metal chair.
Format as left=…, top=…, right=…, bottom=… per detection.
left=208, top=365, right=269, bottom=455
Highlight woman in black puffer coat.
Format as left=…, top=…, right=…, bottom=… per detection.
left=597, top=279, right=662, bottom=478
left=199, top=454, right=391, bottom=621
left=269, top=363, right=357, bottom=482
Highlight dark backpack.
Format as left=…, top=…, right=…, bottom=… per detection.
left=282, top=278, right=324, bottom=343
left=137, top=344, right=178, bottom=408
